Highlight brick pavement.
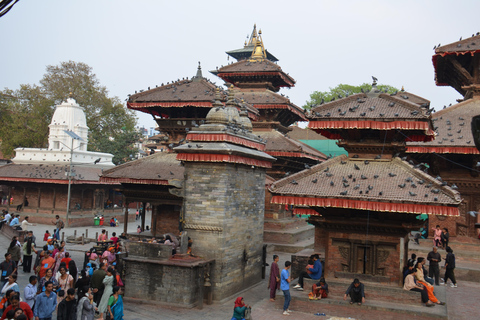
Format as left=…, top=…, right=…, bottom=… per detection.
left=1, top=222, right=479, bottom=319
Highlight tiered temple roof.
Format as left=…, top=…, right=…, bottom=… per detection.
left=226, top=24, right=278, bottom=62
left=270, top=82, right=461, bottom=216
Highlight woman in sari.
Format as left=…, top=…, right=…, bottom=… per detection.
left=267, top=255, right=280, bottom=302
left=37, top=268, right=59, bottom=293
left=53, top=246, right=65, bottom=275
left=107, top=286, right=123, bottom=320
left=414, top=262, right=444, bottom=305
left=0, top=275, right=19, bottom=297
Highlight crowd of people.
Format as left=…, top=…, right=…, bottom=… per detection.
left=0, top=210, right=124, bottom=320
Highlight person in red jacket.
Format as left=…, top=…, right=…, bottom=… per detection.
left=1, top=294, right=33, bottom=320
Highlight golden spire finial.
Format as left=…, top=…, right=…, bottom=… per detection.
left=69, top=92, right=73, bottom=98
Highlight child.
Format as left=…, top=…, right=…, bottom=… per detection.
left=441, top=228, right=449, bottom=249
left=306, top=258, right=314, bottom=275
left=310, top=277, right=329, bottom=300
left=43, top=230, right=51, bottom=242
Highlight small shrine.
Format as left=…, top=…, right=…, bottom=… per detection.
left=407, top=34, right=480, bottom=238
left=270, top=80, right=462, bottom=285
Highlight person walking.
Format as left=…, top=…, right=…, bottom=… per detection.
left=77, top=287, right=97, bottom=320
left=52, top=215, right=64, bottom=241
left=427, top=247, right=441, bottom=285
left=22, top=237, right=37, bottom=273
left=23, top=276, right=37, bottom=311
left=7, top=238, right=21, bottom=270
left=90, top=263, right=106, bottom=307
left=97, top=267, right=115, bottom=320
left=0, top=254, right=16, bottom=287
left=281, top=261, right=292, bottom=316
left=57, top=288, right=76, bottom=320
left=268, top=255, right=280, bottom=302
left=441, top=246, right=457, bottom=288
left=106, top=286, right=123, bottom=320
left=33, top=281, right=57, bottom=320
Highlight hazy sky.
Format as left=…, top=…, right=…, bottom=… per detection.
left=1, top=0, right=479, bottom=129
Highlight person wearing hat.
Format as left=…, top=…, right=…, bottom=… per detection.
left=344, top=279, right=365, bottom=305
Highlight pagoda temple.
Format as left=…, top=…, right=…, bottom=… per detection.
left=270, top=80, right=461, bottom=285
left=407, top=34, right=480, bottom=238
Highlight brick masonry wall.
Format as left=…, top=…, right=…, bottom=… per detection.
left=124, top=258, right=204, bottom=307
left=315, top=229, right=406, bottom=285
left=155, top=205, right=180, bottom=236
left=183, top=162, right=266, bottom=301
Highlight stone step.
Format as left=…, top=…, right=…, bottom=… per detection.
left=265, top=237, right=314, bottom=253
left=264, top=224, right=315, bottom=244
left=274, top=288, right=447, bottom=320
left=263, top=217, right=309, bottom=231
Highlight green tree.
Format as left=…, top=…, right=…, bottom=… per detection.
left=0, top=61, right=139, bottom=165
left=303, top=83, right=399, bottom=109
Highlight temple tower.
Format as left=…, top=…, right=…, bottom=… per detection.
left=175, top=87, right=275, bottom=300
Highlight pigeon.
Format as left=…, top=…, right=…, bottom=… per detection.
left=379, top=192, right=383, bottom=196
left=354, top=184, right=360, bottom=190
left=388, top=173, right=397, bottom=177
left=324, top=167, right=330, bottom=172
left=418, top=179, right=425, bottom=185
left=340, top=191, right=347, bottom=195
left=434, top=197, right=438, bottom=201
left=398, top=183, right=406, bottom=188
left=364, top=160, right=369, bottom=165
left=374, top=175, right=379, bottom=179
left=411, top=183, right=417, bottom=188
left=312, top=178, right=318, bottom=183
left=348, top=174, right=353, bottom=179
left=330, top=181, right=334, bottom=186
left=353, top=155, right=359, bottom=158
left=388, top=102, right=395, bottom=107
left=431, top=189, right=440, bottom=194
left=451, top=184, right=458, bottom=190
left=406, top=177, right=412, bottom=182
left=94, top=158, right=101, bottom=164
left=342, top=177, right=348, bottom=183
left=305, top=164, right=311, bottom=169
left=368, top=185, right=373, bottom=190
left=343, top=183, right=350, bottom=188
left=354, top=164, right=360, bottom=170
left=375, top=155, right=381, bottom=159
left=425, top=183, right=432, bottom=188
left=468, top=211, right=478, bottom=217
left=340, top=161, right=347, bottom=165
left=291, top=180, right=298, bottom=185
left=170, top=171, right=174, bottom=175
left=409, top=191, right=417, bottom=196
left=326, top=173, right=333, bottom=177
left=361, top=175, right=367, bottom=180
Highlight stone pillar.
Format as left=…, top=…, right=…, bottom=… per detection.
left=152, top=205, right=158, bottom=237
left=123, top=200, right=129, bottom=235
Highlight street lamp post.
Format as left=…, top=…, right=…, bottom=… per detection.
left=64, top=130, right=83, bottom=227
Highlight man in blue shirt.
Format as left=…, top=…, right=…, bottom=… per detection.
left=24, top=275, right=38, bottom=310
left=281, top=261, right=292, bottom=316
left=34, top=281, right=57, bottom=320
left=9, top=215, right=20, bottom=228
left=293, top=254, right=322, bottom=291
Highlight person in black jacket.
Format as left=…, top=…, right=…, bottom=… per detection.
left=57, top=288, right=76, bottom=320
left=343, top=278, right=365, bottom=305
left=441, top=246, right=457, bottom=288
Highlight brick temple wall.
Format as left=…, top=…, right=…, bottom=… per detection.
left=316, top=229, right=407, bottom=286
left=155, top=205, right=180, bottom=236
left=183, top=162, right=266, bottom=301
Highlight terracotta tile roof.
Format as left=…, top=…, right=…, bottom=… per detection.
left=308, top=92, right=430, bottom=121
left=407, top=97, right=480, bottom=153
left=435, top=34, right=480, bottom=54
left=265, top=174, right=276, bottom=186
left=288, top=126, right=328, bottom=141
left=211, top=59, right=295, bottom=87
left=270, top=155, right=461, bottom=212
left=0, top=164, right=104, bottom=184
left=236, top=89, right=306, bottom=121
left=258, top=130, right=326, bottom=161
left=101, top=152, right=184, bottom=185
left=127, top=78, right=220, bottom=107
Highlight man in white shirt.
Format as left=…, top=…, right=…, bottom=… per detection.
left=24, top=275, right=38, bottom=309
left=21, top=216, right=36, bottom=231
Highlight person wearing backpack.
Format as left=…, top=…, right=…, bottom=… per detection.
left=52, top=215, right=64, bottom=240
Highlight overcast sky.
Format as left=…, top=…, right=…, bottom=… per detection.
left=1, top=0, right=479, bottom=130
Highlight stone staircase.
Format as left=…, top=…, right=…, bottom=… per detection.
left=408, top=237, right=480, bottom=283
left=264, top=217, right=314, bottom=253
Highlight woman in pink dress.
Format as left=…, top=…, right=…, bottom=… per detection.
left=53, top=246, right=66, bottom=275
left=432, top=225, right=442, bottom=247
